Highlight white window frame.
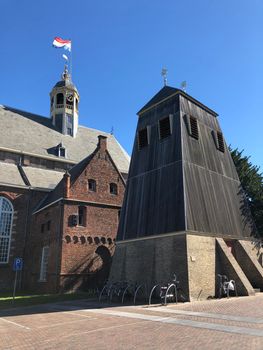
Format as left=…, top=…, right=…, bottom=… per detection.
left=0, top=197, right=14, bottom=264
left=39, top=246, right=49, bottom=282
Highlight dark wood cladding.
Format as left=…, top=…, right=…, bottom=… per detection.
left=181, top=94, right=253, bottom=237
left=184, top=162, right=254, bottom=237
left=117, top=161, right=185, bottom=240
left=129, top=96, right=180, bottom=177
left=180, top=96, right=238, bottom=180
left=117, top=88, right=254, bottom=241
left=117, top=95, right=184, bottom=240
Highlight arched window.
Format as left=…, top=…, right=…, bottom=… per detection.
left=109, top=183, right=118, bottom=195
left=0, top=197, right=14, bottom=263
left=56, top=93, right=64, bottom=105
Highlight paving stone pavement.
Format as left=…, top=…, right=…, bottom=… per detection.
left=0, top=294, right=263, bottom=349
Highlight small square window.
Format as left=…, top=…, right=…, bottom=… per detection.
left=88, top=179, right=96, bottom=192
left=59, top=147, right=66, bottom=157
left=110, top=183, right=118, bottom=195
left=159, top=116, right=171, bottom=140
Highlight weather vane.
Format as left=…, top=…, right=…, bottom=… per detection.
left=161, top=67, right=168, bottom=86
left=181, top=81, right=187, bottom=92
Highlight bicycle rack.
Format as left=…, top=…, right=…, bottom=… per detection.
left=99, top=281, right=113, bottom=302
left=149, top=284, right=161, bottom=305
left=121, top=284, right=132, bottom=304
left=149, top=274, right=180, bottom=305
left=133, top=284, right=146, bottom=305
left=164, top=283, right=177, bottom=305
left=100, top=276, right=181, bottom=306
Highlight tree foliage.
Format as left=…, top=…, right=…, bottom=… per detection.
left=230, top=147, right=263, bottom=238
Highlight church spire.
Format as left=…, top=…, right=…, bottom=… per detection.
left=50, top=65, right=80, bottom=138
left=61, top=64, right=70, bottom=83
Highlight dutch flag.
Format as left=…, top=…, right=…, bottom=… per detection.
left=52, top=37, right=71, bottom=51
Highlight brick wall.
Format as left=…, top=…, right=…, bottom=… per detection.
left=1, top=136, right=126, bottom=293
left=187, top=234, right=216, bottom=301
left=110, top=233, right=189, bottom=302
left=60, top=204, right=117, bottom=291
left=24, top=136, right=126, bottom=293
left=59, top=139, right=125, bottom=291
left=25, top=203, right=63, bottom=293
left=0, top=186, right=47, bottom=291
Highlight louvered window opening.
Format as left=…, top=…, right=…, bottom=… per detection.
left=138, top=128, right=148, bottom=150
left=217, top=132, right=225, bottom=152
left=159, top=117, right=171, bottom=139
left=190, top=116, right=199, bottom=140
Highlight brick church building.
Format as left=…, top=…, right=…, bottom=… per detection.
left=0, top=66, right=129, bottom=293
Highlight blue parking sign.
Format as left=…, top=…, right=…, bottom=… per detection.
left=13, top=258, right=23, bottom=271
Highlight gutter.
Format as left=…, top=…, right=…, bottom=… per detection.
left=33, top=197, right=123, bottom=215
left=0, top=182, right=52, bottom=192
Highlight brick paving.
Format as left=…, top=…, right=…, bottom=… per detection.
left=0, top=294, right=263, bottom=349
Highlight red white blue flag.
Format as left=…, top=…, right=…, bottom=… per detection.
left=52, top=37, right=71, bottom=51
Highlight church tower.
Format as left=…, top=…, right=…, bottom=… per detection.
left=50, top=65, right=79, bottom=137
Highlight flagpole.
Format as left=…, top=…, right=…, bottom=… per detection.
left=70, top=39, right=72, bottom=81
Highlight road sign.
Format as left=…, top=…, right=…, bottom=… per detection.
left=12, top=258, right=23, bottom=304
left=13, top=257, right=23, bottom=271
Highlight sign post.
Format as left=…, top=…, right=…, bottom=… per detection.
left=12, top=258, right=23, bottom=304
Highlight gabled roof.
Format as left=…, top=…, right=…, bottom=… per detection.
left=137, top=86, right=180, bottom=114
left=137, top=85, right=218, bottom=117
left=0, top=105, right=130, bottom=174
left=33, top=149, right=96, bottom=213
left=34, top=141, right=126, bottom=213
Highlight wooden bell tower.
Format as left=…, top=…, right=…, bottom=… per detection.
left=110, top=84, right=263, bottom=301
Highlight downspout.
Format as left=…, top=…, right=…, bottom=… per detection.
left=20, top=155, right=32, bottom=290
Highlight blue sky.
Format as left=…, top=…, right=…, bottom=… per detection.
left=1, top=0, right=262, bottom=168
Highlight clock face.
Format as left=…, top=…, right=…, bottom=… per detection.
left=67, top=94, right=74, bottom=102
